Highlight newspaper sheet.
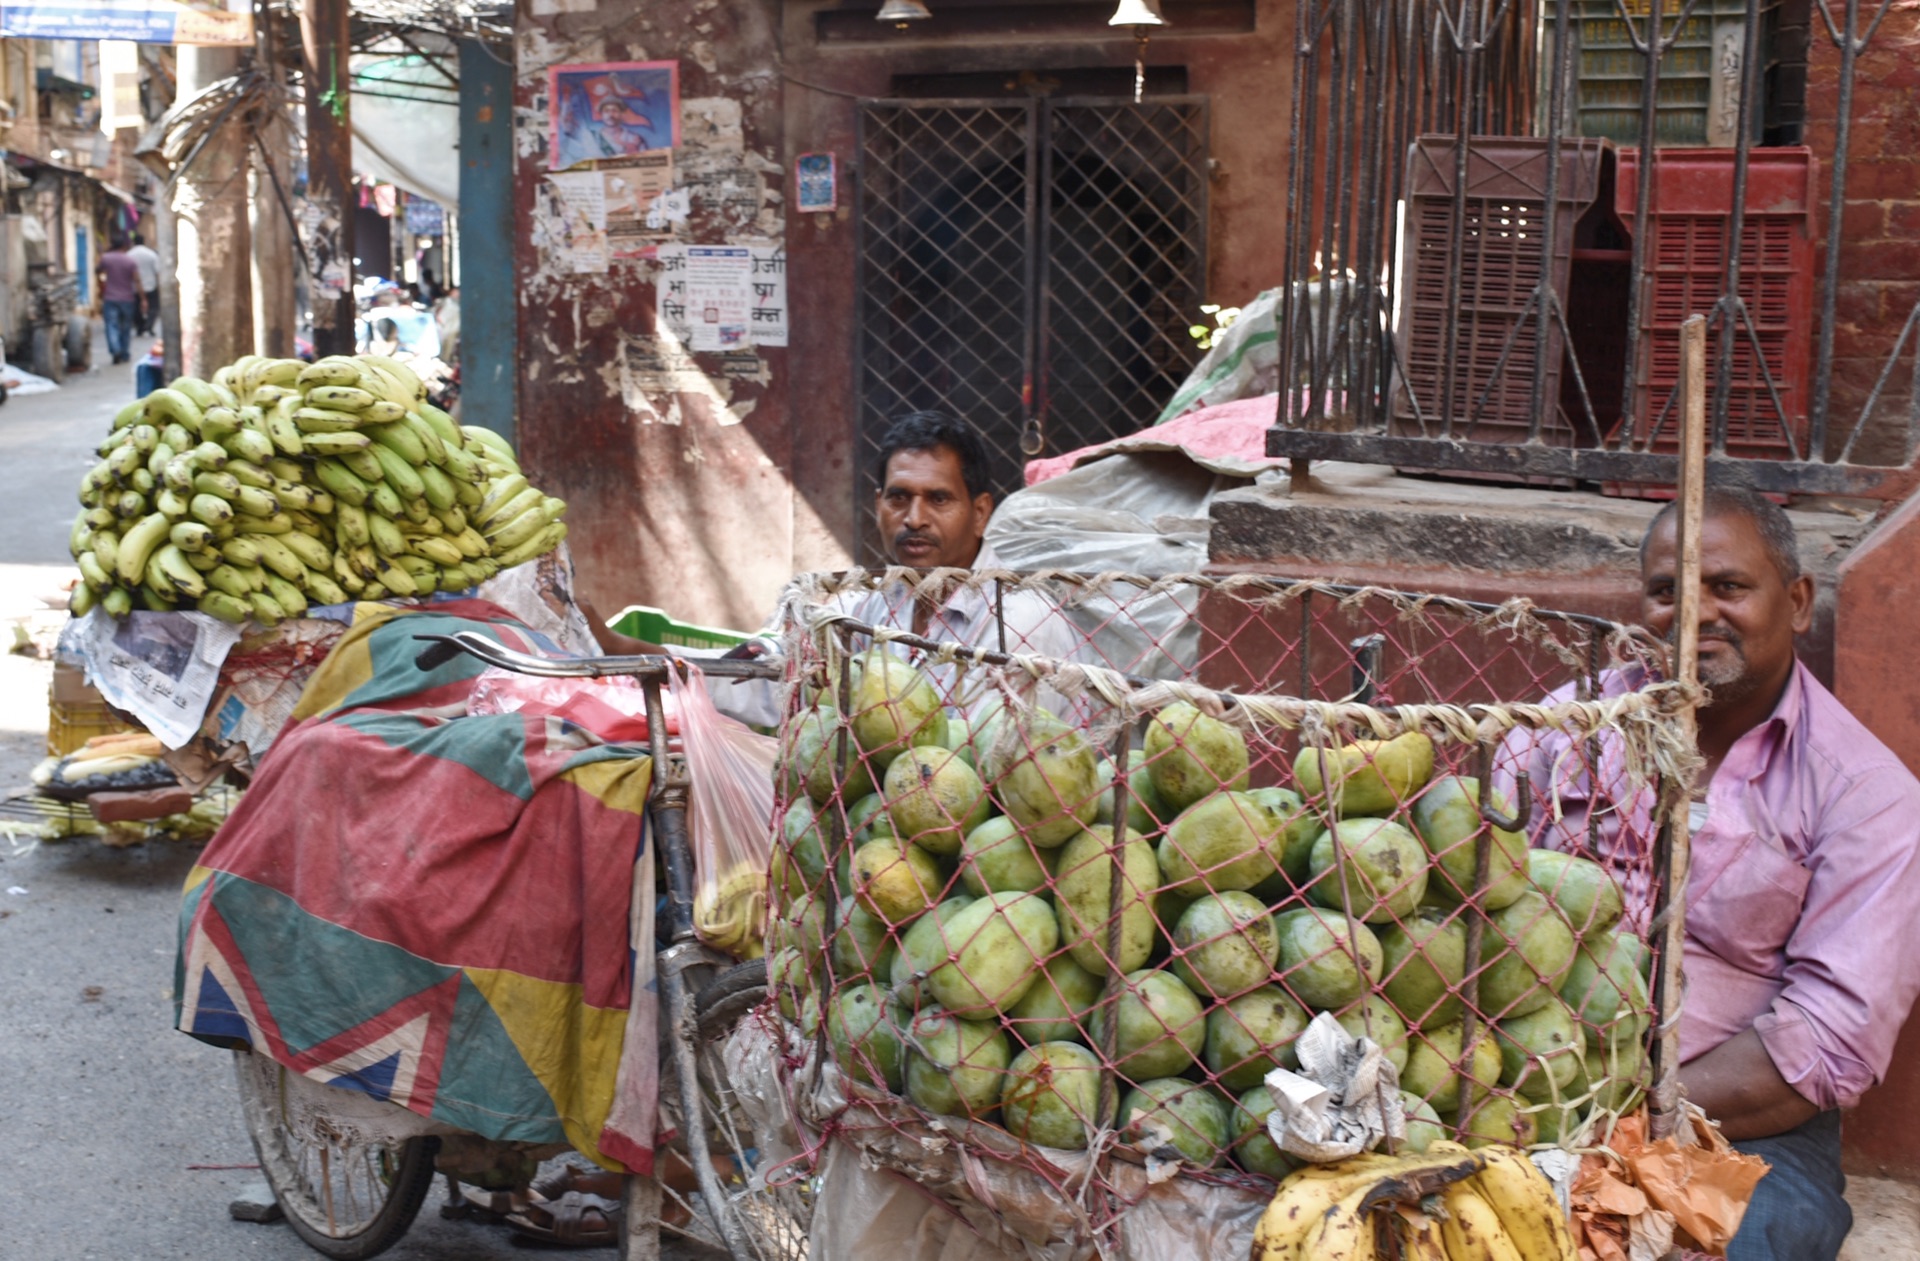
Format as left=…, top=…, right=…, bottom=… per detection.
left=76, top=609, right=244, bottom=749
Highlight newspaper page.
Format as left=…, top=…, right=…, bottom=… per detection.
left=78, top=609, right=244, bottom=749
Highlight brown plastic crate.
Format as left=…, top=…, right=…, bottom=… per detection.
left=1391, top=136, right=1615, bottom=457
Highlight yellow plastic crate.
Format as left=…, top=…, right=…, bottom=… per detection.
left=47, top=696, right=134, bottom=758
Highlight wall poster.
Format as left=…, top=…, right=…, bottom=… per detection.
left=548, top=61, right=680, bottom=171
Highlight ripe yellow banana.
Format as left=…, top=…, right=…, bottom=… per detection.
left=1439, top=1182, right=1526, bottom=1261
left=1470, top=1147, right=1578, bottom=1261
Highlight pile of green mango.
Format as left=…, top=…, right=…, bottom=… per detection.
left=767, top=656, right=1652, bottom=1172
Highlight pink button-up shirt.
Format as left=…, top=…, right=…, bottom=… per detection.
left=1502, top=661, right=1920, bottom=1111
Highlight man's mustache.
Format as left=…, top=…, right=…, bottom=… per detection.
left=894, top=530, right=935, bottom=549
left=1665, top=621, right=1742, bottom=649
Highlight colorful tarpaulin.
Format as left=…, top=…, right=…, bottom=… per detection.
left=176, top=601, right=661, bottom=1171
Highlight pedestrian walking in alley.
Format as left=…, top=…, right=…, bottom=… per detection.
left=128, top=232, right=161, bottom=336
left=97, top=234, right=140, bottom=364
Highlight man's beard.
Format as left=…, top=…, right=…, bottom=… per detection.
left=1675, top=623, right=1757, bottom=706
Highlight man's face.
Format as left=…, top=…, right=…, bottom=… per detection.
left=1641, top=510, right=1813, bottom=709
left=876, top=445, right=992, bottom=569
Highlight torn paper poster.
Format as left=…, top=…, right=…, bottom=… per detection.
left=683, top=245, right=753, bottom=350
left=542, top=171, right=609, bottom=273
left=656, top=242, right=785, bottom=349
left=604, top=151, right=674, bottom=255
left=749, top=245, right=788, bottom=347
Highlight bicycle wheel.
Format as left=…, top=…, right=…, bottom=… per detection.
left=233, top=1049, right=438, bottom=1260
left=672, top=959, right=810, bottom=1261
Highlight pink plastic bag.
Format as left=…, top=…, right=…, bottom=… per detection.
left=467, top=667, right=677, bottom=745
left=668, top=663, right=776, bottom=957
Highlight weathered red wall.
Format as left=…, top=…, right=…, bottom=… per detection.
left=1833, top=486, right=1920, bottom=1179
left=513, top=1, right=1297, bottom=626
left=1804, top=4, right=1920, bottom=466
left=513, top=2, right=795, bottom=631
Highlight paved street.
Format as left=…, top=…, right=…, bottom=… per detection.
left=0, top=342, right=552, bottom=1259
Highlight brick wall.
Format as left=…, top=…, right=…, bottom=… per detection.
left=1803, top=2, right=1920, bottom=466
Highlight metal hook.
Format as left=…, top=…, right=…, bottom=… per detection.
left=1474, top=740, right=1530, bottom=832
left=1348, top=633, right=1385, bottom=704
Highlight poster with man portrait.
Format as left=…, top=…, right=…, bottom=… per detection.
left=548, top=61, right=680, bottom=171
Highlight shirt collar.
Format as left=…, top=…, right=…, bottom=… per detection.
left=1717, top=659, right=1808, bottom=786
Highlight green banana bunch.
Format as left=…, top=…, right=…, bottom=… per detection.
left=70, top=356, right=569, bottom=622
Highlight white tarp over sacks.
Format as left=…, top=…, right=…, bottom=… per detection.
left=351, top=54, right=459, bottom=207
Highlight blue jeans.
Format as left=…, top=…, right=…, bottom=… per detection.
left=1727, top=1110, right=1852, bottom=1261
left=103, top=299, right=136, bottom=360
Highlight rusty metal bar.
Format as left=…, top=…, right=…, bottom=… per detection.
left=1262, top=429, right=1894, bottom=492
left=1710, top=0, right=1768, bottom=455
left=1808, top=0, right=1865, bottom=460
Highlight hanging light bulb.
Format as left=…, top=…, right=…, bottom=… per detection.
left=1107, top=0, right=1166, bottom=25
left=876, top=0, right=931, bottom=29
left=1108, top=0, right=1168, bottom=104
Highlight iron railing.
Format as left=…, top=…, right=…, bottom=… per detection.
left=855, top=97, right=1209, bottom=559
left=1266, top=0, right=1920, bottom=496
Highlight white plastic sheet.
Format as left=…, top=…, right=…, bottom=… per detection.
left=985, top=451, right=1246, bottom=680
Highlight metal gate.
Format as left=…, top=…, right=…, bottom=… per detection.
left=855, top=97, right=1209, bottom=559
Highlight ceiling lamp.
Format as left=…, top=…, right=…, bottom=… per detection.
left=1108, top=0, right=1168, bottom=103
left=876, top=0, right=932, bottom=29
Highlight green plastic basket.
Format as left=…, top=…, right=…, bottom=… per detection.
left=608, top=604, right=752, bottom=651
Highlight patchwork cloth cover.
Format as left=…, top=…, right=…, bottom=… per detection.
left=176, top=600, right=661, bottom=1172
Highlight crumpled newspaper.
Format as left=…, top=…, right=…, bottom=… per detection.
left=1263, top=1011, right=1404, bottom=1161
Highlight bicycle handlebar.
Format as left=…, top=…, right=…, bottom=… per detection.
left=411, top=631, right=784, bottom=682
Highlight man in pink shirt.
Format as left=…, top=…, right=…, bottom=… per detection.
left=1511, top=487, right=1920, bottom=1259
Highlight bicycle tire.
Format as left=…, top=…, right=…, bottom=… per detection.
left=233, top=1049, right=438, bottom=1260
left=686, top=959, right=809, bottom=1261
left=695, top=959, right=771, bottom=1041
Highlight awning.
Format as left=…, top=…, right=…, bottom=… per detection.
left=34, top=69, right=94, bottom=98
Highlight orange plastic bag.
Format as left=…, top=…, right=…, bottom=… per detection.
left=669, top=663, right=776, bottom=958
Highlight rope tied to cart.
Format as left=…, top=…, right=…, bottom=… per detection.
left=788, top=583, right=1701, bottom=794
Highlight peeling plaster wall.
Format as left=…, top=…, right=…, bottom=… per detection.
left=513, top=0, right=793, bottom=631
left=779, top=0, right=1295, bottom=574
left=513, top=0, right=1295, bottom=627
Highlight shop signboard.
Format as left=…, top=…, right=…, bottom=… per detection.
left=0, top=0, right=251, bottom=45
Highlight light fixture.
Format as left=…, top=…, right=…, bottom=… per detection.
left=876, top=0, right=931, bottom=29
left=1108, top=0, right=1166, bottom=25
left=1109, top=0, right=1168, bottom=103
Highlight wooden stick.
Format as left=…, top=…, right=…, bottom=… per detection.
left=1649, top=313, right=1707, bottom=1141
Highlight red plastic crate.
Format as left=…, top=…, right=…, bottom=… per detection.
left=1612, top=146, right=1816, bottom=463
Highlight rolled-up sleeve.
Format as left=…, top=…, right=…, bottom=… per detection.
left=1758, top=769, right=1920, bottom=1110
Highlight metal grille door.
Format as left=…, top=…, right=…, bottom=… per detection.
left=856, top=98, right=1208, bottom=560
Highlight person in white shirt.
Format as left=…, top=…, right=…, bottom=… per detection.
left=127, top=233, right=161, bottom=336
left=585, top=412, right=1079, bottom=725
